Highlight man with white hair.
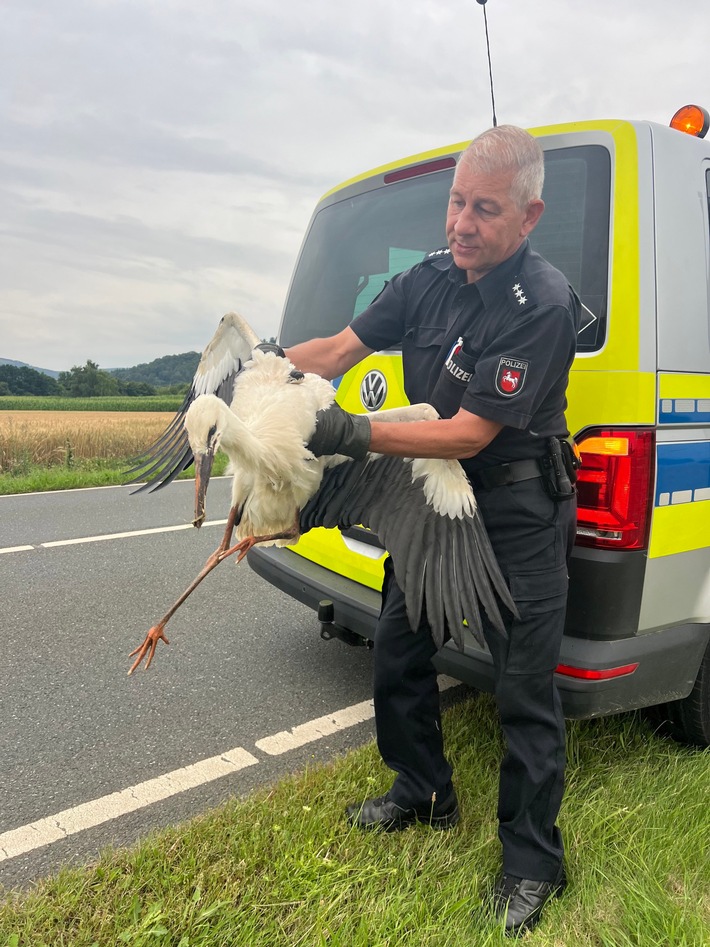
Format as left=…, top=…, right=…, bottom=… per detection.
left=284, top=125, right=580, bottom=935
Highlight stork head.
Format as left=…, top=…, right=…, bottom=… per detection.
left=185, top=395, right=227, bottom=527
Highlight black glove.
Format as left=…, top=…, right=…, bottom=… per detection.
left=253, top=342, right=286, bottom=358
left=307, top=402, right=372, bottom=460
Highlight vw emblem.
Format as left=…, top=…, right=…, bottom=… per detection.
left=360, top=369, right=387, bottom=412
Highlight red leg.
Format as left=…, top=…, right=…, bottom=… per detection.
left=225, top=518, right=301, bottom=564
left=128, top=505, right=240, bottom=674
left=128, top=509, right=300, bottom=673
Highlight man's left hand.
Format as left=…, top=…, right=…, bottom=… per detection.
left=307, top=402, right=371, bottom=460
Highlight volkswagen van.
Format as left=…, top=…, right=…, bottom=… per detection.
left=248, top=107, right=710, bottom=747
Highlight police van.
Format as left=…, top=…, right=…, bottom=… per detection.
left=248, top=106, right=710, bottom=748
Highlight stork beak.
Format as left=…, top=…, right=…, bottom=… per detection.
left=193, top=448, right=215, bottom=527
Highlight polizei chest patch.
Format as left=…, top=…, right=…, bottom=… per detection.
left=495, top=356, right=528, bottom=397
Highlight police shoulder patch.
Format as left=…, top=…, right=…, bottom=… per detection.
left=495, top=356, right=528, bottom=397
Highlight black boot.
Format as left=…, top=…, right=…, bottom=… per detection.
left=490, top=865, right=567, bottom=935
left=346, top=788, right=459, bottom=832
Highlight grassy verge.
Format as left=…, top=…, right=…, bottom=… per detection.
left=0, top=457, right=229, bottom=496
left=1, top=695, right=708, bottom=946
left=0, top=459, right=144, bottom=495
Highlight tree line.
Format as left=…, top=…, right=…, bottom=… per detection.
left=0, top=361, right=179, bottom=398
left=0, top=348, right=207, bottom=397
left=0, top=342, right=275, bottom=397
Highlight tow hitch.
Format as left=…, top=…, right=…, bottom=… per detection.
left=318, top=600, right=373, bottom=649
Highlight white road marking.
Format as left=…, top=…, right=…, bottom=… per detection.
left=0, top=476, right=231, bottom=553
left=42, top=520, right=228, bottom=548
left=437, top=674, right=462, bottom=692
left=0, top=748, right=259, bottom=862
left=0, top=484, right=133, bottom=499
left=0, top=519, right=229, bottom=555
left=42, top=524, right=195, bottom=547
left=256, top=675, right=460, bottom=755
left=256, top=699, right=375, bottom=755
left=0, top=677, right=462, bottom=863
left=0, top=476, right=229, bottom=500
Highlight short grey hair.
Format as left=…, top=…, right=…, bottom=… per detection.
left=457, top=125, right=545, bottom=209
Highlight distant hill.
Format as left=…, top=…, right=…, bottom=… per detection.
left=109, top=352, right=200, bottom=387
left=0, top=358, right=60, bottom=379
left=2, top=351, right=203, bottom=388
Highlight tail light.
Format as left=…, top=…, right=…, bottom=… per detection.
left=383, top=156, right=457, bottom=184
left=574, top=428, right=655, bottom=550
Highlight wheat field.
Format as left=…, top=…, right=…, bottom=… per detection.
left=0, top=411, right=174, bottom=472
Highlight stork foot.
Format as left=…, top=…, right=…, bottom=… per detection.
left=232, top=536, right=257, bottom=563
left=128, top=623, right=170, bottom=674
left=227, top=520, right=301, bottom=564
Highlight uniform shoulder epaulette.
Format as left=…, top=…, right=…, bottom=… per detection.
left=423, top=247, right=451, bottom=265
left=507, top=274, right=535, bottom=311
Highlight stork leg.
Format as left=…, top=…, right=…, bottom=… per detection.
left=128, top=508, right=300, bottom=673
left=224, top=516, right=301, bottom=563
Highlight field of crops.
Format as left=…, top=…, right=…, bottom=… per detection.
left=0, top=395, right=183, bottom=412
left=0, top=410, right=175, bottom=474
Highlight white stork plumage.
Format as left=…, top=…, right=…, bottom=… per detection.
left=126, top=312, right=516, bottom=673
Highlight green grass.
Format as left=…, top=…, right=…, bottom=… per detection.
left=0, top=396, right=184, bottom=412
left=1, top=695, right=708, bottom=946
left=0, top=456, right=229, bottom=495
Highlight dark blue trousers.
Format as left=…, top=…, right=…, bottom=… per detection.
left=373, top=477, right=576, bottom=881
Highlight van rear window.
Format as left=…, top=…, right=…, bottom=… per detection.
left=280, top=145, right=611, bottom=354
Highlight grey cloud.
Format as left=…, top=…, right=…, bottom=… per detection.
left=1, top=0, right=708, bottom=370
left=2, top=112, right=329, bottom=187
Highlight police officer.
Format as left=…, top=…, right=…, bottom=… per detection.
left=284, top=125, right=580, bottom=936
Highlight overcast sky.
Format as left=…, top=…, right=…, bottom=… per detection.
left=1, top=0, right=706, bottom=371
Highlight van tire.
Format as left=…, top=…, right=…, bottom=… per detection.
left=647, top=639, right=710, bottom=748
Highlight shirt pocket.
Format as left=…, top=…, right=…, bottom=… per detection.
left=402, top=324, right=447, bottom=351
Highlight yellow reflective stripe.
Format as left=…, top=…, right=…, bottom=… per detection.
left=566, top=370, right=655, bottom=435
left=659, top=373, right=710, bottom=400
left=649, top=501, right=710, bottom=558
left=528, top=118, right=636, bottom=138
left=319, top=142, right=469, bottom=202
left=320, top=120, right=638, bottom=202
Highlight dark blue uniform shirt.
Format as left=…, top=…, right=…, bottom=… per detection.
left=350, top=239, right=581, bottom=475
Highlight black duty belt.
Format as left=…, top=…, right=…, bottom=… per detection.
left=469, top=458, right=542, bottom=491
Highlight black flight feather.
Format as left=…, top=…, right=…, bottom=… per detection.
left=299, top=454, right=517, bottom=651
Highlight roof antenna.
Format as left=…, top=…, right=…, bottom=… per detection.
left=476, top=0, right=498, bottom=127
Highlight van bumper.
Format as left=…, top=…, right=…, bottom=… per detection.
left=247, top=546, right=709, bottom=720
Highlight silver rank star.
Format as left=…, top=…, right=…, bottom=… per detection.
left=513, top=282, right=527, bottom=306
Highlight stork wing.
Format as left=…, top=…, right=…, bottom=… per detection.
left=298, top=455, right=517, bottom=651
left=125, top=312, right=261, bottom=492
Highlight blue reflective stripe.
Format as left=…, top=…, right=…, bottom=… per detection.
left=656, top=441, right=710, bottom=506
left=659, top=398, right=710, bottom=424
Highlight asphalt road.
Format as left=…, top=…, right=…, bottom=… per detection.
left=0, top=479, right=389, bottom=891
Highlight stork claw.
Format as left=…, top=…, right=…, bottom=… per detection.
left=125, top=522, right=296, bottom=676
left=128, top=624, right=170, bottom=674
left=233, top=537, right=256, bottom=562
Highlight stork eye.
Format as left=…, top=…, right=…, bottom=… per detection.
left=288, top=370, right=305, bottom=383
left=207, top=422, right=218, bottom=446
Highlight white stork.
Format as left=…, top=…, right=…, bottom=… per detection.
left=126, top=312, right=516, bottom=673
